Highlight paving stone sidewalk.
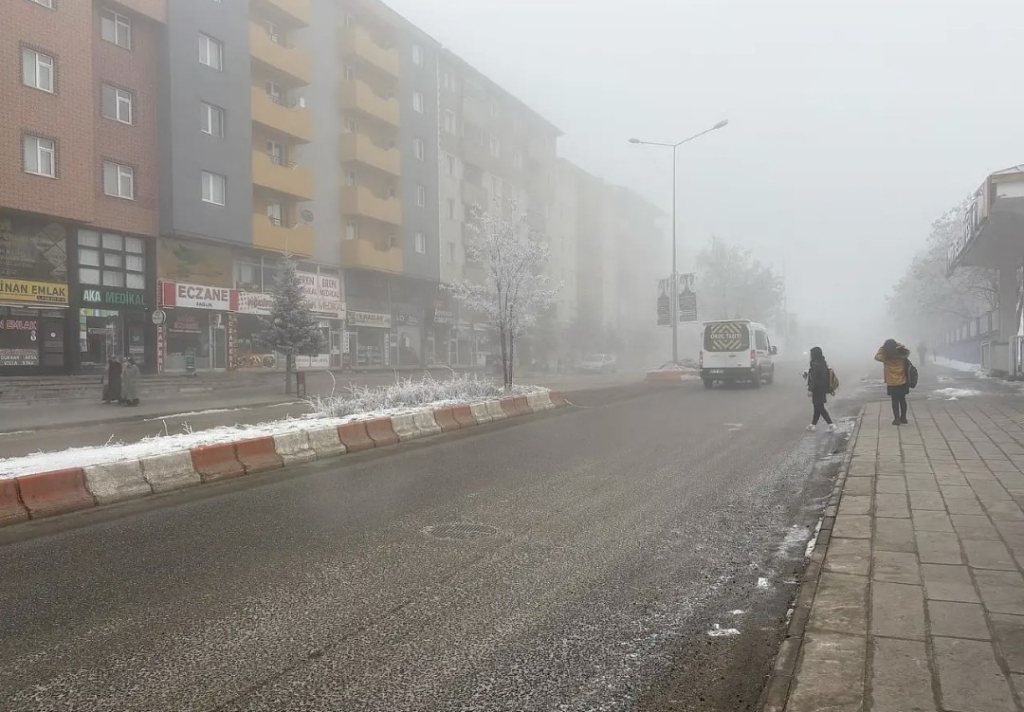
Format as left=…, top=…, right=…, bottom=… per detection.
left=776, top=396, right=1024, bottom=712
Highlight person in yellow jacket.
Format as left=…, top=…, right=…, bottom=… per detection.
left=875, top=339, right=911, bottom=425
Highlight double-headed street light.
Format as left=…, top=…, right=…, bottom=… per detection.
left=629, top=119, right=729, bottom=364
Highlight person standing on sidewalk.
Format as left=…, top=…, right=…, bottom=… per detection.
left=875, top=339, right=910, bottom=425
left=918, top=341, right=928, bottom=367
left=121, top=357, right=141, bottom=407
left=805, top=347, right=836, bottom=432
left=103, top=356, right=123, bottom=404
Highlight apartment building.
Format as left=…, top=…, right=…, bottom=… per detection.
left=1, top=0, right=165, bottom=377
left=437, top=50, right=562, bottom=366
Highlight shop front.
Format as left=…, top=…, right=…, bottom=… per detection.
left=76, top=285, right=150, bottom=372
left=158, top=281, right=237, bottom=372
left=392, top=304, right=423, bottom=367
left=0, top=214, right=71, bottom=375
left=347, top=310, right=391, bottom=368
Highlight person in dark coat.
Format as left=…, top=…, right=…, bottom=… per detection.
left=104, top=357, right=123, bottom=404
left=806, top=346, right=835, bottom=431
left=121, top=357, right=141, bottom=407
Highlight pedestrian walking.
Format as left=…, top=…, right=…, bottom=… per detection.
left=875, top=339, right=911, bottom=425
left=103, top=356, right=123, bottom=404
left=918, top=342, right=928, bottom=367
left=805, top=346, right=836, bottom=432
left=121, top=357, right=141, bottom=407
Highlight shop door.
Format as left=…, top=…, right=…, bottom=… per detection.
left=40, top=317, right=65, bottom=370
left=211, top=323, right=227, bottom=370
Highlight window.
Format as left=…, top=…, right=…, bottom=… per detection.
left=100, top=8, right=131, bottom=49
left=413, top=138, right=425, bottom=161
left=29, top=0, right=55, bottom=7
left=198, top=33, right=223, bottom=70
left=447, top=199, right=455, bottom=220
left=266, top=201, right=282, bottom=226
left=412, top=44, right=423, bottom=66
left=489, top=135, right=500, bottom=158
left=201, top=171, right=226, bottom=205
left=345, top=222, right=357, bottom=241
left=414, top=232, right=426, bottom=254
left=412, top=91, right=424, bottom=114
left=265, top=80, right=283, bottom=104
left=416, top=185, right=426, bottom=207
left=201, top=102, right=224, bottom=137
left=346, top=169, right=357, bottom=186
left=442, top=71, right=451, bottom=90
left=446, top=154, right=455, bottom=176
left=443, top=109, right=456, bottom=134
left=448, top=242, right=456, bottom=263
left=489, top=100, right=498, bottom=118
left=23, top=135, right=55, bottom=177
left=78, top=230, right=146, bottom=290
left=755, top=330, right=768, bottom=351
left=101, top=84, right=133, bottom=124
left=512, top=149, right=523, bottom=170
left=491, top=176, right=502, bottom=197
left=343, top=64, right=355, bottom=81
left=103, top=161, right=134, bottom=199
left=21, top=48, right=54, bottom=93
left=265, top=21, right=282, bottom=44
left=267, top=140, right=284, bottom=165
left=344, top=116, right=356, bottom=133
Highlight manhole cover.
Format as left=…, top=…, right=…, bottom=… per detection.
left=423, top=523, right=499, bottom=540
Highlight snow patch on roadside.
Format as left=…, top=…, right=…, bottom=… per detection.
left=142, top=407, right=252, bottom=421
left=934, top=357, right=985, bottom=375
left=932, top=388, right=982, bottom=399
left=707, top=624, right=740, bottom=638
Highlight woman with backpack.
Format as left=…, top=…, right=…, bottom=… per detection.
left=875, top=339, right=912, bottom=425
left=806, top=347, right=836, bottom=432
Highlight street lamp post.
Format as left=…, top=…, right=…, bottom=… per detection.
left=629, top=119, right=728, bottom=364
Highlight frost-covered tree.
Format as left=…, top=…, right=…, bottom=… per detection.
left=260, top=254, right=325, bottom=394
left=450, top=200, right=560, bottom=389
left=696, top=236, right=783, bottom=322
left=888, top=197, right=998, bottom=337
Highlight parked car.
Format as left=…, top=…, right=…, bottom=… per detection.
left=580, top=354, right=618, bottom=374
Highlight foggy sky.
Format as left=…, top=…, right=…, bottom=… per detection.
left=388, top=0, right=1023, bottom=329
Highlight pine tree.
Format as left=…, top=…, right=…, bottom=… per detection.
left=260, top=254, right=325, bottom=394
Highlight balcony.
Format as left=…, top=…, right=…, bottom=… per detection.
left=460, top=138, right=491, bottom=171
left=252, top=150, right=314, bottom=201
left=254, top=0, right=310, bottom=26
left=461, top=180, right=489, bottom=211
left=251, top=86, right=312, bottom=143
left=339, top=132, right=400, bottom=177
left=252, top=214, right=314, bottom=256
left=339, top=24, right=399, bottom=77
left=339, top=79, right=399, bottom=128
left=249, top=23, right=312, bottom=85
left=340, top=185, right=402, bottom=226
left=342, top=239, right=403, bottom=274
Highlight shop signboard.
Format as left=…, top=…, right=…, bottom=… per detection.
left=349, top=310, right=391, bottom=329
left=0, top=315, right=38, bottom=366
left=81, top=286, right=146, bottom=308
left=0, top=278, right=68, bottom=306
left=237, top=291, right=274, bottom=316
left=0, top=216, right=68, bottom=283
left=432, top=309, right=455, bottom=325
left=316, top=273, right=344, bottom=317
left=161, top=281, right=236, bottom=311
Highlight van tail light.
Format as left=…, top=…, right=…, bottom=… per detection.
left=699, top=350, right=703, bottom=367
left=750, top=349, right=757, bottom=366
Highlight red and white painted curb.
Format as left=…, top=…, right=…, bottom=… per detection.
left=0, top=392, right=567, bottom=529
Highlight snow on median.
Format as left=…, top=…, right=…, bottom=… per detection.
left=0, top=376, right=545, bottom=479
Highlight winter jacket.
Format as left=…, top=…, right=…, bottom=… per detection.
left=875, top=344, right=910, bottom=386
left=121, top=362, right=140, bottom=402
left=807, top=360, right=831, bottom=396
left=106, top=360, right=122, bottom=397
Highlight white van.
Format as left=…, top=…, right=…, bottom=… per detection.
left=700, top=319, right=777, bottom=388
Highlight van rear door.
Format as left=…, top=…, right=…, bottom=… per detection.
left=703, top=321, right=751, bottom=370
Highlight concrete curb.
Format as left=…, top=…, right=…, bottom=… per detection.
left=0, top=392, right=568, bottom=530
left=759, top=406, right=866, bottom=712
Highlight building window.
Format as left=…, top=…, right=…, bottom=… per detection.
left=23, top=135, right=55, bottom=177
left=489, top=135, right=500, bottom=158
left=442, top=71, right=450, bottom=90
left=345, top=222, right=357, bottom=241
left=103, top=161, right=134, bottom=199
left=267, top=139, right=284, bottom=165
left=491, top=176, right=502, bottom=197
left=29, top=0, right=55, bottom=7
left=412, top=91, right=424, bottom=114
left=448, top=242, right=456, bottom=263
left=414, top=232, right=426, bottom=254
left=416, top=185, right=426, bottom=207
left=414, top=138, right=425, bottom=161
left=266, top=201, right=282, bottom=226
left=78, top=230, right=146, bottom=289
left=343, top=64, right=355, bottom=81
left=447, top=198, right=455, bottom=220
left=412, top=44, right=423, bottom=66
left=201, top=102, right=224, bottom=137
left=101, top=84, right=133, bottom=124
left=446, top=154, right=456, bottom=177
left=21, top=47, right=54, bottom=93
left=198, top=33, right=223, bottom=70
left=201, top=171, right=226, bottom=205
left=489, top=100, right=498, bottom=118
left=443, top=110, right=456, bottom=134
left=512, top=150, right=523, bottom=170
left=100, top=8, right=131, bottom=49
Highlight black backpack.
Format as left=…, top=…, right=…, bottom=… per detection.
left=906, top=359, right=919, bottom=389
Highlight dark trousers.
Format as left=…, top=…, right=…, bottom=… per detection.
left=812, top=397, right=832, bottom=425
left=891, top=393, right=908, bottom=421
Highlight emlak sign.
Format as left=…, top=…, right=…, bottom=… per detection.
left=160, top=281, right=238, bottom=311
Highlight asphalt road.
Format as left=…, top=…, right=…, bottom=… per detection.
left=0, top=367, right=862, bottom=712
